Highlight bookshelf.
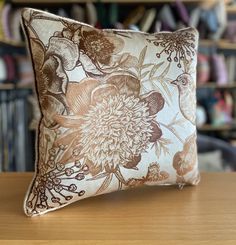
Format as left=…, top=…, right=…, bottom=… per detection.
left=0, top=39, right=25, bottom=48
left=197, top=83, right=236, bottom=89
left=200, top=39, right=236, bottom=50
left=198, top=124, right=236, bottom=131
left=226, top=5, right=236, bottom=14
left=0, top=83, right=33, bottom=90
left=0, top=0, right=234, bottom=173
left=11, top=0, right=205, bottom=4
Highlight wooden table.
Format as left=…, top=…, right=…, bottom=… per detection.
left=0, top=173, right=236, bottom=244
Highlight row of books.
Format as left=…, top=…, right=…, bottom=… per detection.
left=0, top=2, right=22, bottom=42
left=51, top=1, right=227, bottom=37
left=197, top=52, right=236, bottom=85
left=0, top=89, right=34, bottom=172
left=0, top=1, right=231, bottom=43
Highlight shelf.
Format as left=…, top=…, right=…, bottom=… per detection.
left=198, top=124, right=236, bottom=131
left=226, top=5, right=236, bottom=14
left=0, top=83, right=33, bottom=90
left=0, top=39, right=25, bottom=48
left=200, top=39, right=236, bottom=50
left=197, top=83, right=236, bottom=89
left=11, top=0, right=204, bottom=4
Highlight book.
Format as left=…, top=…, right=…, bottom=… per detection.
left=1, top=3, right=12, bottom=40
left=71, top=4, right=85, bottom=23
left=0, top=56, right=7, bottom=82
left=189, top=7, right=201, bottom=28
left=209, top=0, right=227, bottom=40
left=0, top=1, right=5, bottom=40
left=10, top=8, right=22, bottom=42
left=123, top=6, right=145, bottom=28
left=174, top=0, right=190, bottom=25
left=86, top=2, right=98, bottom=27
left=225, top=56, right=236, bottom=84
left=139, top=8, right=156, bottom=33
left=158, top=4, right=176, bottom=30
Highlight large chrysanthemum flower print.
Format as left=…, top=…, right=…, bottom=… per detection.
left=54, top=74, right=165, bottom=176
left=80, top=93, right=153, bottom=169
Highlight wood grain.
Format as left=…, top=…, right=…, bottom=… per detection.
left=0, top=173, right=236, bottom=244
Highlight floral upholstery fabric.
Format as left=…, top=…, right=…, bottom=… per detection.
left=22, top=8, right=200, bottom=216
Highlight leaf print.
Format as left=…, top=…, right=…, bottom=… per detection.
left=168, top=113, right=186, bottom=128
left=95, top=174, right=113, bottom=195
left=138, top=46, right=147, bottom=68
left=87, top=172, right=109, bottom=181
left=30, top=38, right=45, bottom=70
left=159, top=121, right=184, bottom=144
left=158, top=78, right=172, bottom=103
left=154, top=137, right=172, bottom=157
left=117, top=53, right=139, bottom=69
left=141, top=71, right=150, bottom=79
left=141, top=63, right=155, bottom=70
left=159, top=62, right=171, bottom=79
left=106, top=74, right=140, bottom=97
left=114, top=167, right=127, bottom=185
left=149, top=61, right=164, bottom=79
left=141, top=63, right=172, bottom=105
left=141, top=80, right=171, bottom=107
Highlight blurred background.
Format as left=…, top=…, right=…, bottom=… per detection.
left=0, top=0, right=236, bottom=172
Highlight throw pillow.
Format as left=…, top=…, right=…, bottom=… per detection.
left=21, top=8, right=200, bottom=216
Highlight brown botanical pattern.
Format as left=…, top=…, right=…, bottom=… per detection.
left=173, top=133, right=197, bottom=180
left=21, top=8, right=199, bottom=216
left=53, top=75, right=165, bottom=194
left=147, top=29, right=197, bottom=68
left=79, top=29, right=124, bottom=65
left=127, top=163, right=169, bottom=188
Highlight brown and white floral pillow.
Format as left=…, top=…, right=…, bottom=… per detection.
left=21, top=8, right=200, bottom=216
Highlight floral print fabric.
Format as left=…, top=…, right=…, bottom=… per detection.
left=22, top=8, right=200, bottom=216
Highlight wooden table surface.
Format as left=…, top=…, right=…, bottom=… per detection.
left=0, top=173, right=236, bottom=244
